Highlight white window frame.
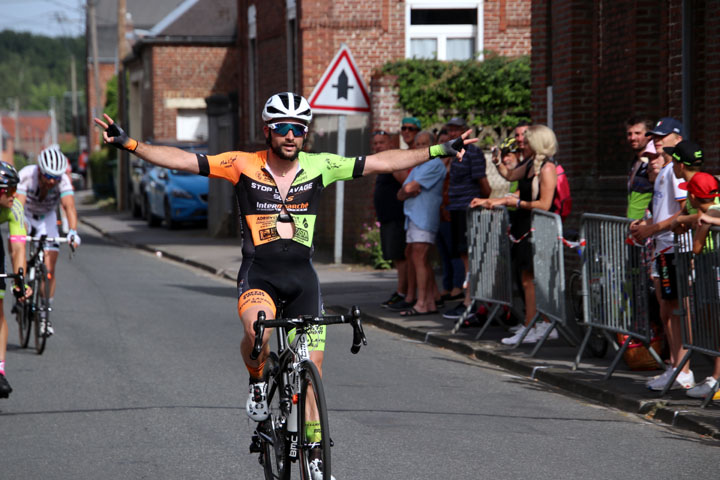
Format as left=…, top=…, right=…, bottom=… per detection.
left=404, top=0, right=484, bottom=61
left=286, top=0, right=298, bottom=91
left=248, top=5, right=258, bottom=140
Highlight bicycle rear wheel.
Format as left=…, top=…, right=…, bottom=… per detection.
left=298, top=361, right=331, bottom=480
left=33, top=265, right=50, bottom=355
left=259, top=354, right=290, bottom=480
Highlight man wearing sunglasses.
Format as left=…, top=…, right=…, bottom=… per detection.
left=16, top=145, right=80, bottom=336
left=0, top=161, right=30, bottom=399
left=95, top=91, right=474, bottom=473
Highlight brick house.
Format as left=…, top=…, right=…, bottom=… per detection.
left=86, top=0, right=187, bottom=152
left=236, top=0, right=531, bottom=260
left=530, top=0, right=720, bottom=225
left=0, top=113, right=52, bottom=164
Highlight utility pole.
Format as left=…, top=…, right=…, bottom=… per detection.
left=116, top=0, right=128, bottom=210
left=88, top=0, right=102, bottom=151
left=49, top=97, right=58, bottom=145
left=70, top=55, right=79, bottom=153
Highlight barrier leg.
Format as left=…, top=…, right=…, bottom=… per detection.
left=530, top=318, right=558, bottom=357
left=450, top=301, right=474, bottom=334
left=604, top=335, right=633, bottom=380
left=646, top=345, right=665, bottom=370
left=511, top=313, right=540, bottom=350
left=701, top=379, right=719, bottom=408
left=474, top=304, right=502, bottom=340
left=658, top=350, right=692, bottom=397
left=573, top=326, right=593, bottom=370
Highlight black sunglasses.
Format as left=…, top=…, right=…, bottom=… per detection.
left=401, top=126, right=419, bottom=132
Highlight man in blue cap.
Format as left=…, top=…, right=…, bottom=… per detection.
left=400, top=117, right=421, bottom=149
left=630, top=117, right=696, bottom=392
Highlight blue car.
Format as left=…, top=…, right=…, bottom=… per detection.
left=144, top=166, right=209, bottom=229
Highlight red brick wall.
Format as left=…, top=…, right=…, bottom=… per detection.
left=150, top=44, right=239, bottom=142
left=484, top=0, right=531, bottom=57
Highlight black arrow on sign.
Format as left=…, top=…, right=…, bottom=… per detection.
left=332, top=70, right=354, bottom=99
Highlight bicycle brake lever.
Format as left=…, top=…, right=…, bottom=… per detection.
left=349, top=305, right=367, bottom=354
left=250, top=311, right=266, bottom=361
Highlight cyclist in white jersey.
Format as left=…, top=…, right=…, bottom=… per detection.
left=16, top=146, right=81, bottom=335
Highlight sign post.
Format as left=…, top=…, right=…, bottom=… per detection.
left=308, top=44, right=370, bottom=264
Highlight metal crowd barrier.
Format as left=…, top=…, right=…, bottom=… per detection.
left=451, top=206, right=515, bottom=338
left=577, top=213, right=663, bottom=378
left=514, top=209, right=579, bottom=356
left=658, top=227, right=720, bottom=405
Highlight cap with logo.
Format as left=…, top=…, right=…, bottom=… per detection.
left=663, top=140, right=703, bottom=167
left=401, top=117, right=421, bottom=129
left=678, top=172, right=720, bottom=199
left=645, top=117, right=682, bottom=137
left=499, top=137, right=519, bottom=155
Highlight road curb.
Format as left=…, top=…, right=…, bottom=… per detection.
left=358, top=310, right=720, bottom=441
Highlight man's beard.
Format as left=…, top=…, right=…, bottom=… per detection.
left=267, top=134, right=302, bottom=161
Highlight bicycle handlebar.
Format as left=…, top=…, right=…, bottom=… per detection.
left=0, top=267, right=25, bottom=299
left=25, top=234, right=76, bottom=253
left=250, top=305, right=367, bottom=360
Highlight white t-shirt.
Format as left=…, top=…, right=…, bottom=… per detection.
left=652, top=162, right=686, bottom=252
left=17, top=165, right=74, bottom=216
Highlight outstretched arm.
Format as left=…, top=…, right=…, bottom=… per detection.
left=93, top=114, right=199, bottom=174
left=362, top=130, right=477, bottom=175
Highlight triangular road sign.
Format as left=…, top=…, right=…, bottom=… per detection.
left=308, top=44, right=371, bottom=115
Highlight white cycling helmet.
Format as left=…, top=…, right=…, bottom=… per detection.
left=262, top=92, right=312, bottom=125
left=37, top=145, right=68, bottom=177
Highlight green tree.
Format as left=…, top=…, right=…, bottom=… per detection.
left=380, top=53, right=530, bottom=143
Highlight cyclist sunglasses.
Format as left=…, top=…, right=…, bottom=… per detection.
left=42, top=173, right=61, bottom=181
left=0, top=186, right=16, bottom=195
left=268, top=122, right=308, bottom=136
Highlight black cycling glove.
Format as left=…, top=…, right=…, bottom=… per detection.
left=106, top=122, right=138, bottom=152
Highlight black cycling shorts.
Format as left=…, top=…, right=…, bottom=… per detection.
left=237, top=240, right=322, bottom=318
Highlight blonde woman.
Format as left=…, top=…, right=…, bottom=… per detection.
left=470, top=124, right=559, bottom=344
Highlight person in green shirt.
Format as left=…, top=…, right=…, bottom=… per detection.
left=625, top=116, right=656, bottom=220
left=0, top=161, right=29, bottom=398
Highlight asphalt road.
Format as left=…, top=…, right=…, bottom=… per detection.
left=0, top=226, right=716, bottom=480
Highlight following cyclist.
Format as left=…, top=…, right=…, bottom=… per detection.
left=0, top=162, right=31, bottom=398
left=94, top=92, right=474, bottom=479
left=15, top=145, right=81, bottom=336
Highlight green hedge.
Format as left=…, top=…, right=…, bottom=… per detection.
left=380, top=53, right=531, bottom=144
left=89, top=148, right=116, bottom=198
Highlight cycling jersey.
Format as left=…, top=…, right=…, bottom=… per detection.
left=0, top=201, right=27, bottom=297
left=197, top=150, right=365, bottom=259
left=17, top=165, right=74, bottom=217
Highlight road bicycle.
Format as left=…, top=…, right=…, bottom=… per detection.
left=249, top=304, right=366, bottom=480
left=15, top=234, right=74, bottom=355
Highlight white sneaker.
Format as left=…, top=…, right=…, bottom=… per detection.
left=501, top=326, right=538, bottom=345
left=687, top=377, right=719, bottom=399
left=309, top=459, right=336, bottom=480
left=649, top=369, right=696, bottom=391
left=246, top=381, right=269, bottom=421
left=509, top=324, right=523, bottom=333
left=39, top=319, right=54, bottom=337
left=646, top=367, right=673, bottom=388
left=534, top=322, right=559, bottom=341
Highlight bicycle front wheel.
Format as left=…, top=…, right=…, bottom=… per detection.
left=260, top=354, right=290, bottom=480
left=298, top=361, right=331, bottom=480
left=16, top=299, right=31, bottom=348
left=33, top=265, right=50, bottom=355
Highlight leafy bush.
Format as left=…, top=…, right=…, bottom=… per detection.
left=355, top=222, right=391, bottom=270
left=380, top=53, right=531, bottom=142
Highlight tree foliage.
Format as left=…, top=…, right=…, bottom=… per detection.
left=0, top=30, right=85, bottom=130
left=380, top=53, right=531, bottom=143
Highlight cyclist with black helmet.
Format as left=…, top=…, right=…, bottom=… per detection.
left=16, top=145, right=80, bottom=336
left=94, top=92, right=474, bottom=479
left=0, top=161, right=30, bottom=398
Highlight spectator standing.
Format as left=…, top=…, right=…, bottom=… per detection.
left=629, top=117, right=696, bottom=391
left=625, top=116, right=657, bottom=220
left=400, top=117, right=421, bottom=149
left=397, top=131, right=446, bottom=315
left=441, top=117, right=491, bottom=321
left=372, top=130, right=410, bottom=309
left=681, top=173, right=720, bottom=400
left=435, top=129, right=465, bottom=302
left=472, top=124, right=560, bottom=344
left=514, top=121, right=531, bottom=162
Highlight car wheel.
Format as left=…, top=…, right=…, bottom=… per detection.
left=146, top=195, right=161, bottom=227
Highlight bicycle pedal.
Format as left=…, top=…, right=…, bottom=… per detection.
left=249, top=434, right=262, bottom=453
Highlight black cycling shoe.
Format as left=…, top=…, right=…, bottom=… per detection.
left=0, top=373, right=13, bottom=398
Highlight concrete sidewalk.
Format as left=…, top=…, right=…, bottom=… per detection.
left=77, top=195, right=720, bottom=441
